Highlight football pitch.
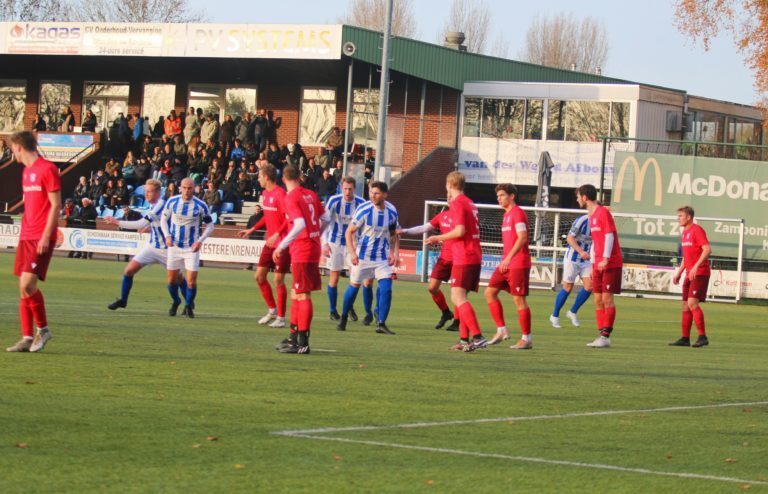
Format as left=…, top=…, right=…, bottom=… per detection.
left=0, top=254, right=766, bottom=493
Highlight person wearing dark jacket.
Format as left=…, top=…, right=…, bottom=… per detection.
left=219, top=114, right=235, bottom=151
left=32, top=113, right=47, bottom=132
left=73, top=176, right=90, bottom=204
left=169, top=158, right=187, bottom=185
left=316, top=168, right=337, bottom=204
left=252, top=109, right=269, bottom=151
left=82, top=110, right=97, bottom=132
left=152, top=116, right=165, bottom=138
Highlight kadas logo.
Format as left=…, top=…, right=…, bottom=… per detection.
left=613, top=156, right=663, bottom=206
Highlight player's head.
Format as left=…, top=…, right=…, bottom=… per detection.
left=341, top=176, right=356, bottom=201
left=258, top=164, right=277, bottom=188
left=676, top=206, right=695, bottom=227
left=369, top=181, right=388, bottom=206
left=576, top=184, right=598, bottom=208
left=445, top=171, right=465, bottom=199
left=8, top=130, right=37, bottom=162
left=282, top=166, right=300, bottom=189
left=495, top=183, right=517, bottom=209
left=180, top=178, right=194, bottom=200
left=144, top=178, right=162, bottom=202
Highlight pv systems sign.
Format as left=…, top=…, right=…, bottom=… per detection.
left=186, top=24, right=341, bottom=59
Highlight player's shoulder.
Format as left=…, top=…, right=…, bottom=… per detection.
left=192, top=196, right=208, bottom=208
left=327, top=194, right=342, bottom=206
left=355, top=201, right=374, bottom=215
left=165, top=195, right=180, bottom=207
left=354, top=195, right=366, bottom=205
left=384, top=200, right=398, bottom=213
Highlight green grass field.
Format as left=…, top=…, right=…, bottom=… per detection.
left=0, top=254, right=766, bottom=493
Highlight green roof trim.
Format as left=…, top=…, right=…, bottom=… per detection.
left=341, top=25, right=683, bottom=93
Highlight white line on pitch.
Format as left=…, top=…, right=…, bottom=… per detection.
left=272, top=400, right=768, bottom=436
left=289, top=434, right=768, bottom=486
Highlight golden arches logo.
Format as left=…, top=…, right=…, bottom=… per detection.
left=614, top=156, right=663, bottom=206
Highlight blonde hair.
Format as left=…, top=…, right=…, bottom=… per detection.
left=144, top=179, right=162, bottom=191
left=446, top=171, right=466, bottom=191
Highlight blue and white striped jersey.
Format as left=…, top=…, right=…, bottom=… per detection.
left=161, top=195, right=212, bottom=248
left=144, top=198, right=168, bottom=249
left=350, top=201, right=399, bottom=262
left=564, top=214, right=592, bottom=264
left=322, top=194, right=366, bottom=246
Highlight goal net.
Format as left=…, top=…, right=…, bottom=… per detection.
left=422, top=201, right=746, bottom=302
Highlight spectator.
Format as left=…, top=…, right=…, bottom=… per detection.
left=364, top=164, right=374, bottom=199
left=187, top=147, right=204, bottom=183
left=82, top=110, right=97, bottom=133
left=326, top=126, right=344, bottom=161
left=142, top=116, right=152, bottom=138
left=266, top=142, right=281, bottom=168
left=183, top=106, right=200, bottom=144
left=235, top=112, right=252, bottom=145
left=316, top=168, right=337, bottom=203
left=207, top=158, right=223, bottom=187
left=61, top=198, right=76, bottom=223
left=203, top=181, right=221, bottom=214
left=158, top=142, right=174, bottom=165
left=134, top=157, right=150, bottom=186
left=76, top=197, right=98, bottom=224
left=122, top=158, right=137, bottom=187
left=0, top=138, right=11, bottom=164
left=252, top=108, right=269, bottom=151
left=152, top=116, right=165, bottom=138
left=164, top=109, right=182, bottom=138
left=32, top=113, right=46, bottom=132
left=332, top=159, right=343, bottom=183
left=131, top=112, right=143, bottom=147
left=169, top=158, right=186, bottom=185
left=59, top=105, right=75, bottom=132
left=305, top=157, right=323, bottom=186
left=73, top=176, right=90, bottom=204
left=285, top=143, right=305, bottom=169
left=223, top=160, right=239, bottom=186
left=230, top=138, right=246, bottom=164
left=200, top=113, right=219, bottom=145
left=220, top=114, right=235, bottom=153
left=194, top=183, right=205, bottom=200
left=113, top=178, right=129, bottom=207
left=140, top=135, right=153, bottom=157
left=164, top=181, right=178, bottom=200
left=236, top=170, right=254, bottom=202
left=255, top=151, right=268, bottom=169
left=172, top=135, right=187, bottom=163
left=104, top=158, right=120, bottom=177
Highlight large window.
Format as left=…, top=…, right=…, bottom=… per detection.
left=84, top=82, right=130, bottom=130
left=463, top=97, right=543, bottom=140
left=300, top=88, right=336, bottom=147
left=142, top=84, right=176, bottom=129
left=547, top=100, right=629, bottom=141
left=0, top=80, right=26, bottom=133
left=40, top=82, right=71, bottom=130
left=188, top=85, right=257, bottom=119
left=351, top=88, right=380, bottom=149
left=463, top=98, right=481, bottom=138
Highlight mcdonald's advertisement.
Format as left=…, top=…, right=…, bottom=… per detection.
left=610, top=152, right=768, bottom=261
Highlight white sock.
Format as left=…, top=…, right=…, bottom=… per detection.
left=522, top=334, right=532, bottom=342
left=496, top=326, right=507, bottom=333
left=23, top=336, right=33, bottom=340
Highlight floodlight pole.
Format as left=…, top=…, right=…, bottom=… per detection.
left=374, top=0, right=393, bottom=183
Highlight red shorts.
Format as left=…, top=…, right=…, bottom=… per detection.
left=592, top=266, right=622, bottom=294
left=14, top=239, right=55, bottom=282
left=430, top=257, right=452, bottom=282
left=291, top=262, right=321, bottom=294
left=258, top=245, right=291, bottom=273
left=488, top=267, right=530, bottom=296
left=682, top=275, right=709, bottom=302
left=450, top=264, right=481, bottom=292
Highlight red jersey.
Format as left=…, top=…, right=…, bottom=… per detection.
left=449, top=194, right=482, bottom=265
left=255, top=186, right=288, bottom=241
left=429, top=210, right=454, bottom=262
left=590, top=205, right=622, bottom=268
left=284, top=186, right=324, bottom=262
left=502, top=205, right=531, bottom=268
left=681, top=223, right=711, bottom=276
left=20, top=157, right=60, bottom=241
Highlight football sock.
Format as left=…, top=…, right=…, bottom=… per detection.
left=570, top=288, right=591, bottom=313
left=27, top=290, right=48, bottom=330
left=553, top=289, right=570, bottom=317
left=297, top=329, right=309, bottom=347
left=289, top=298, right=299, bottom=326
left=342, top=286, right=360, bottom=316
left=458, top=302, right=482, bottom=337
left=19, top=297, right=34, bottom=338
left=276, top=284, right=287, bottom=318
left=691, top=307, right=706, bottom=336
left=298, top=299, right=313, bottom=332
left=362, top=284, right=374, bottom=316
left=518, top=307, right=531, bottom=336
left=605, top=306, right=617, bottom=328
left=376, top=278, right=393, bottom=323
left=167, top=284, right=181, bottom=305
left=258, top=280, right=276, bottom=310
left=595, top=308, right=606, bottom=329
left=431, top=291, right=449, bottom=311
left=180, top=278, right=188, bottom=299
left=327, top=285, right=338, bottom=313
left=488, top=299, right=505, bottom=328
left=120, top=275, right=134, bottom=302
left=682, top=310, right=693, bottom=338
left=185, top=286, right=197, bottom=307
left=459, top=318, right=469, bottom=340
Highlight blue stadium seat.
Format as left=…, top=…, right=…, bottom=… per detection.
left=115, top=208, right=125, bottom=220
left=217, top=189, right=224, bottom=201
left=210, top=212, right=218, bottom=225
left=133, top=185, right=145, bottom=198
left=220, top=202, right=235, bottom=214
left=99, top=208, right=114, bottom=218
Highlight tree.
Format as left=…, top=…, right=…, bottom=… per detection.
left=674, top=0, right=768, bottom=106
left=0, top=0, right=67, bottom=21
left=438, top=0, right=491, bottom=54
left=520, top=13, right=609, bottom=73
left=75, top=0, right=203, bottom=23
left=341, top=0, right=418, bottom=38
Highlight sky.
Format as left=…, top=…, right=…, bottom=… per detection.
left=188, top=0, right=758, bottom=106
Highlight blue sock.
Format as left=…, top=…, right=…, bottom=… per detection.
left=570, top=288, right=592, bottom=314
left=180, top=278, right=188, bottom=299
left=362, top=284, right=374, bottom=316
left=553, top=289, right=570, bottom=317
left=120, top=275, right=133, bottom=302
left=327, top=285, right=338, bottom=313
left=376, top=278, right=393, bottom=323
left=342, top=286, right=360, bottom=316
left=167, top=284, right=181, bottom=305
left=186, top=286, right=197, bottom=307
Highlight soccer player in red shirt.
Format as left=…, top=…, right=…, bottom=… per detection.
left=484, top=184, right=533, bottom=350
left=426, top=171, right=487, bottom=352
left=576, top=184, right=622, bottom=348
left=273, top=166, right=324, bottom=354
left=670, top=206, right=711, bottom=348
left=237, top=164, right=290, bottom=328
left=6, top=131, right=61, bottom=353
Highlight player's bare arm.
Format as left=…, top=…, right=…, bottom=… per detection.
left=689, top=244, right=712, bottom=281
left=426, top=224, right=463, bottom=245
left=500, top=230, right=528, bottom=273
left=38, top=190, right=61, bottom=254
left=346, top=223, right=359, bottom=265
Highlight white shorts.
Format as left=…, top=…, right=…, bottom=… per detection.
left=132, top=246, right=167, bottom=267
left=350, top=259, right=393, bottom=285
left=562, top=259, right=592, bottom=284
left=167, top=246, right=200, bottom=272
left=327, top=243, right=350, bottom=272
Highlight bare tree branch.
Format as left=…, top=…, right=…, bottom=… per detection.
left=488, top=32, right=510, bottom=59
left=0, top=0, right=69, bottom=21
left=437, top=0, right=491, bottom=54
left=520, top=13, right=609, bottom=73
left=74, top=0, right=204, bottom=23
left=340, top=0, right=418, bottom=38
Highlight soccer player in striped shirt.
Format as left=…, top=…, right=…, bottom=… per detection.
left=321, top=176, right=366, bottom=321
left=161, top=178, right=215, bottom=318
left=549, top=214, right=593, bottom=329
left=337, top=181, right=399, bottom=335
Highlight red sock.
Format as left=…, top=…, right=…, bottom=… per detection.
left=276, top=284, right=287, bottom=318
left=605, top=306, right=616, bottom=328
left=298, top=298, right=313, bottom=332
left=458, top=302, right=482, bottom=337
left=596, top=308, right=606, bottom=329
left=19, top=297, right=34, bottom=338
left=258, top=281, right=276, bottom=310
left=431, top=291, right=449, bottom=311
left=517, top=307, right=531, bottom=335
left=289, top=298, right=299, bottom=326
left=691, top=307, right=706, bottom=336
left=458, top=318, right=469, bottom=340
left=488, top=299, right=505, bottom=328
left=27, top=290, right=48, bottom=329
left=681, top=310, right=693, bottom=338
